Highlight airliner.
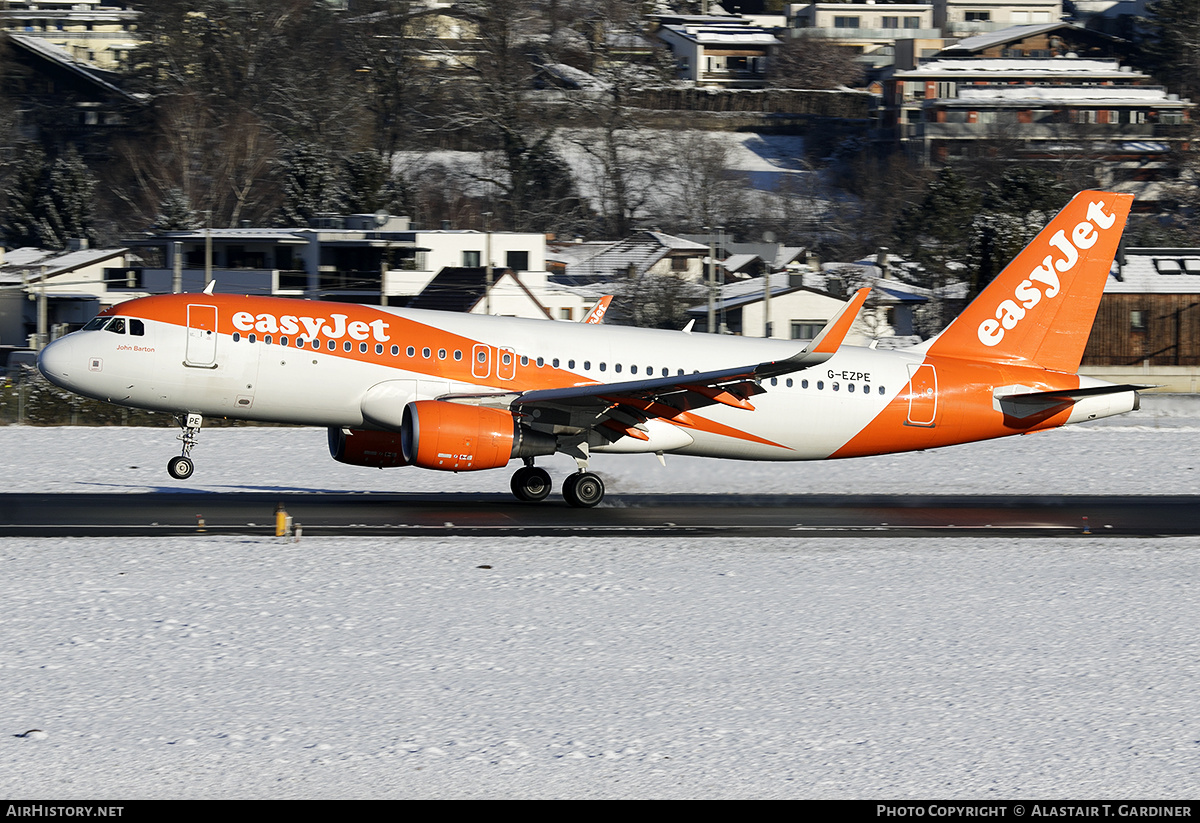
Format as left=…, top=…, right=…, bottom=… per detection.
left=38, top=191, right=1141, bottom=507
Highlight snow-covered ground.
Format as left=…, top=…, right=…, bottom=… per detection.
left=3, top=395, right=1200, bottom=798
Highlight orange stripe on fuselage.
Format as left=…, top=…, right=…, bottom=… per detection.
left=115, top=293, right=791, bottom=450
left=830, top=355, right=1080, bottom=459
left=116, top=293, right=590, bottom=392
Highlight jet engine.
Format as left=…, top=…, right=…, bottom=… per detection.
left=327, top=427, right=410, bottom=468
left=401, top=400, right=555, bottom=471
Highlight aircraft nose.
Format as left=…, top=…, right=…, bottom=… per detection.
left=37, top=335, right=76, bottom=389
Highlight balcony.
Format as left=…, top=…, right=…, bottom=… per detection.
left=794, top=27, right=942, bottom=41
left=699, top=68, right=769, bottom=87
left=135, top=268, right=307, bottom=295
left=910, top=123, right=1188, bottom=141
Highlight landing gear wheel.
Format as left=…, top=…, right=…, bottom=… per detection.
left=167, top=455, right=194, bottom=480
left=511, top=466, right=553, bottom=502
left=562, top=471, right=604, bottom=508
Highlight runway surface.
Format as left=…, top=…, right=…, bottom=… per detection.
left=2, top=492, right=1198, bottom=536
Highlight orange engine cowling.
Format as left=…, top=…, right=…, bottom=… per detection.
left=327, top=427, right=410, bottom=468
left=401, top=400, right=554, bottom=472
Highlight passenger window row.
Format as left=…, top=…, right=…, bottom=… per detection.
left=225, top=333, right=885, bottom=394
left=768, top=376, right=887, bottom=395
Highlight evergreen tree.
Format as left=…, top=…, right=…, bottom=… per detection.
left=967, top=168, right=1070, bottom=297
left=155, top=187, right=200, bottom=231
left=1138, top=0, right=1200, bottom=102
left=894, top=167, right=982, bottom=336
left=36, top=146, right=99, bottom=249
left=0, top=142, right=48, bottom=248
left=343, top=151, right=408, bottom=216
left=277, top=142, right=344, bottom=227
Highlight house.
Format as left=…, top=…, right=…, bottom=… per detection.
left=128, top=214, right=543, bottom=300
left=0, top=1, right=141, bottom=72
left=124, top=214, right=599, bottom=322
left=935, top=21, right=1127, bottom=60
left=1076, top=247, right=1200, bottom=391
left=882, top=55, right=1192, bottom=184
left=683, top=269, right=913, bottom=343
left=1082, top=248, right=1200, bottom=368
left=0, top=243, right=132, bottom=347
left=548, top=231, right=711, bottom=287
left=933, top=0, right=1064, bottom=37
left=2, top=31, right=145, bottom=143
left=652, top=15, right=781, bottom=88
left=408, top=268, right=597, bottom=321
left=685, top=272, right=853, bottom=339
left=785, top=3, right=940, bottom=67
left=681, top=251, right=942, bottom=343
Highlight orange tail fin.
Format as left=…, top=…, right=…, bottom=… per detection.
left=926, top=190, right=1133, bottom=373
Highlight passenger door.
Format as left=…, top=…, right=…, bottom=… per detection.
left=185, top=304, right=218, bottom=368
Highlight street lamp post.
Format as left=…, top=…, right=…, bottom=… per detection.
left=483, top=211, right=493, bottom=316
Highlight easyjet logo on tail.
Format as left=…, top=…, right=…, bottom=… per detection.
left=232, top=311, right=391, bottom=342
left=977, top=200, right=1117, bottom=347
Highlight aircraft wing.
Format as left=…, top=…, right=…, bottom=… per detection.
left=509, top=288, right=870, bottom=443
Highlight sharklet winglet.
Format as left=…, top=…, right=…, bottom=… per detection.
left=756, top=287, right=870, bottom=377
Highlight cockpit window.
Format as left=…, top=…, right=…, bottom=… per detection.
left=83, top=317, right=107, bottom=331
left=104, top=318, right=126, bottom=334
left=130, top=319, right=145, bottom=336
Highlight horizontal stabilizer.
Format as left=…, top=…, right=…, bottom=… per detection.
left=996, top=383, right=1147, bottom=419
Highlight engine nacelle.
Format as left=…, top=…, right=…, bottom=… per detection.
left=401, top=400, right=555, bottom=472
left=327, top=427, right=410, bottom=468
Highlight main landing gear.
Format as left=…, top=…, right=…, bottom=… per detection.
left=167, top=413, right=203, bottom=480
left=562, top=471, right=604, bottom=508
left=510, top=464, right=552, bottom=502
left=508, top=460, right=605, bottom=508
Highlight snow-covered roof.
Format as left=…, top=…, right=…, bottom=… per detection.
left=939, top=23, right=1086, bottom=54
left=722, top=253, right=761, bottom=273
left=948, top=84, right=1186, bottom=106
left=150, top=228, right=311, bottom=243
left=660, top=23, right=779, bottom=46
left=646, top=232, right=708, bottom=252
left=895, top=58, right=1140, bottom=80
left=545, top=241, right=615, bottom=268
left=40, top=248, right=127, bottom=274
left=540, top=62, right=610, bottom=91
left=2, top=248, right=55, bottom=268
left=1110, top=250, right=1200, bottom=293
left=1, top=247, right=127, bottom=278
left=7, top=33, right=143, bottom=103
left=550, top=231, right=706, bottom=285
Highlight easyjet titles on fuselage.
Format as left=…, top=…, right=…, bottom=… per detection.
left=231, top=311, right=392, bottom=343
left=977, top=199, right=1117, bottom=348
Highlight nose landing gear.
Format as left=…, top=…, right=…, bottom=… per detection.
left=168, top=413, right=203, bottom=480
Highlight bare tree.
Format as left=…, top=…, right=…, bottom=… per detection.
left=437, top=0, right=589, bottom=234
left=658, top=131, right=747, bottom=234
left=558, top=1, right=674, bottom=236
left=111, top=92, right=279, bottom=231
left=341, top=0, right=448, bottom=158
left=768, top=34, right=864, bottom=90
